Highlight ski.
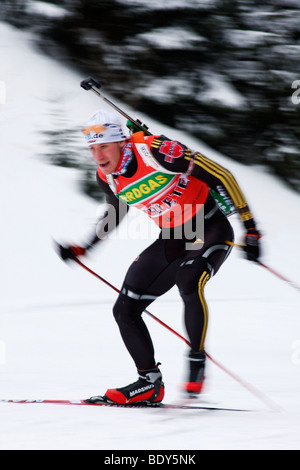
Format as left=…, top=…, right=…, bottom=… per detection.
left=0, top=398, right=249, bottom=412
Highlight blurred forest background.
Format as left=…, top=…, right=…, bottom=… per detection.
left=1, top=0, right=300, bottom=194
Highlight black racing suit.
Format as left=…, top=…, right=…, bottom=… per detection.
left=89, top=135, right=257, bottom=370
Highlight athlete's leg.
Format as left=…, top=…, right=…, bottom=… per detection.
left=113, top=237, right=185, bottom=370
left=176, top=207, right=234, bottom=392
left=176, top=209, right=234, bottom=351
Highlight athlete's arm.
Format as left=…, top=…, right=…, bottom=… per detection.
left=57, top=174, right=128, bottom=262
left=189, top=152, right=256, bottom=229
left=93, top=174, right=129, bottom=242
left=149, top=135, right=257, bottom=229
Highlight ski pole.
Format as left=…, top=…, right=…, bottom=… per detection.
left=71, top=254, right=191, bottom=347
left=55, top=242, right=185, bottom=341
left=256, top=261, right=300, bottom=292
left=226, top=240, right=300, bottom=292
left=61, top=250, right=282, bottom=410
left=80, top=77, right=152, bottom=135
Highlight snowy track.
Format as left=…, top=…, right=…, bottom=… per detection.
left=1, top=21, right=300, bottom=450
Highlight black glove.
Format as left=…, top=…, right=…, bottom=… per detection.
left=57, top=244, right=86, bottom=262
left=243, top=228, right=261, bottom=262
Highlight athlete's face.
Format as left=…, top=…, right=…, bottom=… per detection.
left=89, top=142, right=124, bottom=175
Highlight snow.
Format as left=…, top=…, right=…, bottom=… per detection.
left=139, top=76, right=194, bottom=104
left=26, top=1, right=70, bottom=19
left=1, top=20, right=300, bottom=451
left=227, top=29, right=280, bottom=48
left=197, top=73, right=247, bottom=109
left=138, top=27, right=205, bottom=50
left=117, top=0, right=217, bottom=10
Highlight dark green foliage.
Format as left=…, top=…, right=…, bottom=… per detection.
left=2, top=0, right=300, bottom=193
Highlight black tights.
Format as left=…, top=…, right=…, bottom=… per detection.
left=113, top=203, right=234, bottom=370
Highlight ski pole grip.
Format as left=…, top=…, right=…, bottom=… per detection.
left=80, top=77, right=101, bottom=91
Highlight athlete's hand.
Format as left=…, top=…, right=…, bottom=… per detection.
left=243, top=228, right=262, bottom=262
left=57, top=244, right=86, bottom=262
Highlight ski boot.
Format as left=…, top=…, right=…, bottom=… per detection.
left=183, top=350, right=206, bottom=396
left=87, top=366, right=164, bottom=406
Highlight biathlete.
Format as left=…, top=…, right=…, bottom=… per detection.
left=59, top=109, right=261, bottom=406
